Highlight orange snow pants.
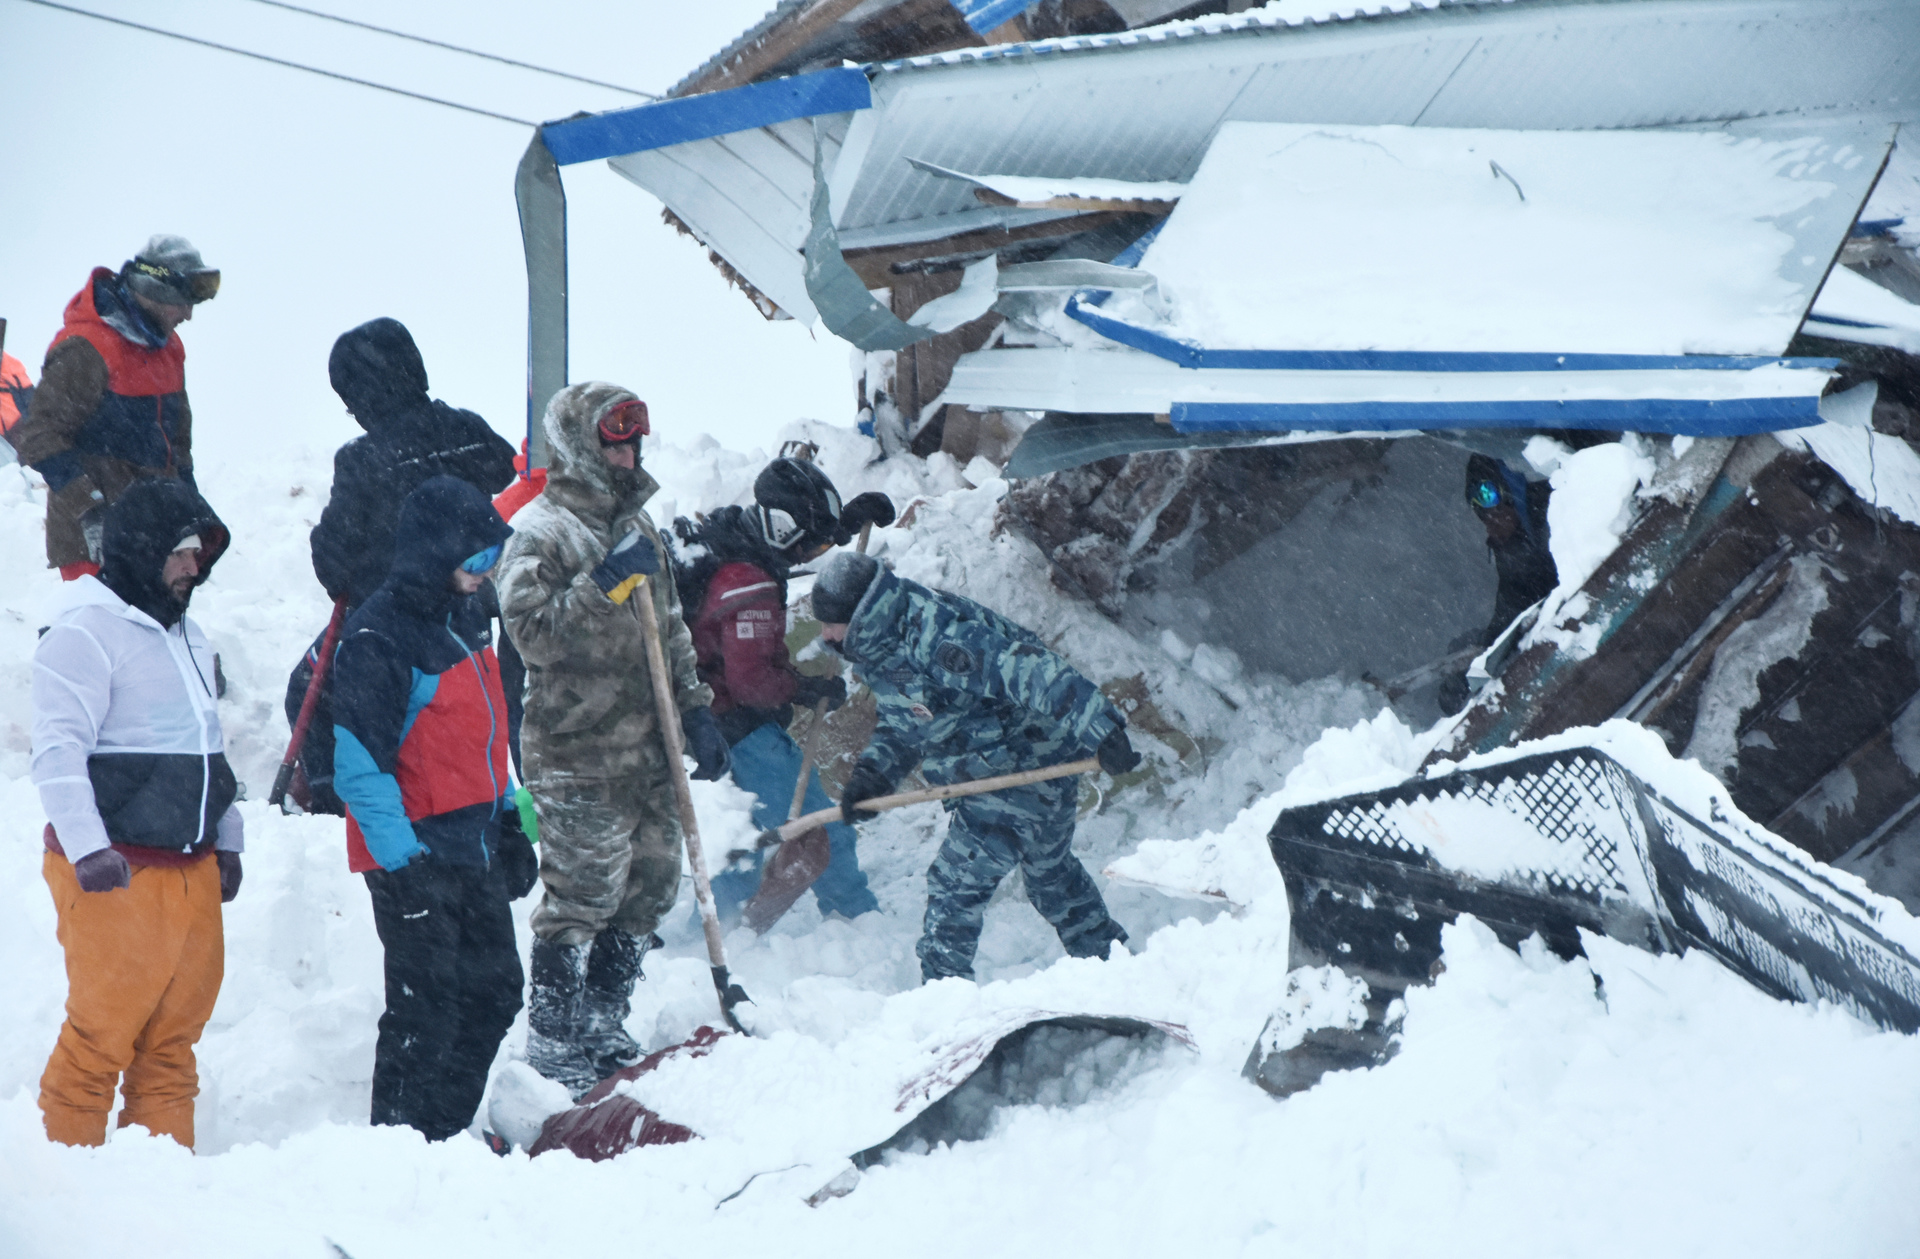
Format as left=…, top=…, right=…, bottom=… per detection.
left=39, top=851, right=224, bottom=1149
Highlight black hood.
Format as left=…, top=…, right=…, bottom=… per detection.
left=99, top=477, right=230, bottom=628
left=670, top=504, right=793, bottom=616
left=384, top=475, right=512, bottom=617
left=329, top=317, right=430, bottom=431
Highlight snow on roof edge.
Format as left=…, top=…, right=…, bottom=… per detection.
left=665, top=0, right=1528, bottom=102
left=871, top=0, right=1533, bottom=77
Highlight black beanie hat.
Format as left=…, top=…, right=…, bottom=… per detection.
left=812, top=551, right=879, bottom=625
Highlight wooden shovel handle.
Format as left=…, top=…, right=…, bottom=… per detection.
left=771, top=757, right=1099, bottom=845
left=789, top=698, right=831, bottom=821
left=634, top=578, right=745, bottom=1031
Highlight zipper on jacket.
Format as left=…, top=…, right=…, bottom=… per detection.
left=445, top=616, right=502, bottom=865
left=159, top=620, right=217, bottom=851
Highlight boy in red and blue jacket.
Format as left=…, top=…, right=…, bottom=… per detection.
left=331, top=475, right=538, bottom=1141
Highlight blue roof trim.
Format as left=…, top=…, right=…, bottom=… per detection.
left=954, top=0, right=1040, bottom=35
left=1065, top=295, right=1839, bottom=374
left=541, top=67, right=872, bottom=166
left=1170, top=397, right=1823, bottom=437
left=1805, top=312, right=1888, bottom=330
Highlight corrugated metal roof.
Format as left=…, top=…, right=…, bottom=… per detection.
left=666, top=1, right=804, bottom=98
left=838, top=0, right=1920, bottom=231
left=607, top=0, right=1920, bottom=328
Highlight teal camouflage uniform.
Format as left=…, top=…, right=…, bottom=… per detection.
left=839, top=567, right=1129, bottom=980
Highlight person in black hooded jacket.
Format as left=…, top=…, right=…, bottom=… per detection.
left=287, top=318, right=516, bottom=814
left=329, top=475, right=538, bottom=1142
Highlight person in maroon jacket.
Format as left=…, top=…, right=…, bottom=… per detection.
left=669, top=458, right=895, bottom=925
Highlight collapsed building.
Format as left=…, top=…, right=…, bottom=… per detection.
left=513, top=0, right=1920, bottom=909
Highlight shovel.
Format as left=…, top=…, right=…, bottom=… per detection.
left=632, top=577, right=752, bottom=1034
left=739, top=522, right=879, bottom=931
left=269, top=596, right=348, bottom=812
left=739, top=699, right=835, bottom=934
left=751, top=757, right=1101, bottom=851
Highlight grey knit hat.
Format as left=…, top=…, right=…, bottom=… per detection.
left=124, top=234, right=219, bottom=306
left=812, top=551, right=879, bottom=625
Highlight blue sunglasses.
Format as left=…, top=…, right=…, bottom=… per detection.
left=461, top=544, right=503, bottom=575
left=1470, top=480, right=1503, bottom=510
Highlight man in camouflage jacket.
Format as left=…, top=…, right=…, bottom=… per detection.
left=495, top=381, right=728, bottom=1096
left=813, top=552, right=1140, bottom=982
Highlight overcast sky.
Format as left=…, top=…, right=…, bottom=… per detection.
left=1, top=0, right=851, bottom=469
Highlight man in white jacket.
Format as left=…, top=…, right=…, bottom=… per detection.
left=32, top=475, right=241, bottom=1149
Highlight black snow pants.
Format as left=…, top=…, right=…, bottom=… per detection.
left=365, top=857, right=524, bottom=1141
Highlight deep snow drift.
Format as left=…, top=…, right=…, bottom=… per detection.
left=3, top=427, right=1918, bottom=1258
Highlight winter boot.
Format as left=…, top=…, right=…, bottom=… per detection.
left=579, top=930, right=655, bottom=1078
left=525, top=937, right=600, bottom=1100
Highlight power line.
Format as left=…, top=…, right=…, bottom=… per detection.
left=16, top=0, right=535, bottom=127
left=245, top=0, right=658, bottom=99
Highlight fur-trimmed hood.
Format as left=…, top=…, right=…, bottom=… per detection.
left=540, top=381, right=657, bottom=534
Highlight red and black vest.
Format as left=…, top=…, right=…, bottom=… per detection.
left=43, top=268, right=188, bottom=487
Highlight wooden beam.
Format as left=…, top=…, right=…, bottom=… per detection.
left=839, top=211, right=1138, bottom=288
left=972, top=186, right=1178, bottom=214
left=676, top=0, right=877, bottom=97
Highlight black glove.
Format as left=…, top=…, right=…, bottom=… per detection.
left=791, top=673, right=848, bottom=712
left=1096, top=726, right=1141, bottom=776
left=682, top=705, right=732, bottom=781
left=216, top=851, right=243, bottom=903
left=840, top=760, right=893, bottom=824
left=73, top=848, right=131, bottom=893
left=305, top=775, right=348, bottom=818
left=496, top=812, right=540, bottom=900
left=841, top=491, right=897, bottom=532
left=589, top=530, right=660, bottom=605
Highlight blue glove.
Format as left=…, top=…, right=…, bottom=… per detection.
left=590, top=530, right=660, bottom=605
left=682, top=705, right=731, bottom=781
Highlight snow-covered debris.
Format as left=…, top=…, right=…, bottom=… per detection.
left=7, top=420, right=1920, bottom=1257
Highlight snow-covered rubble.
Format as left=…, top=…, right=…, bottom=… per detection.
left=4, top=426, right=1920, bottom=1257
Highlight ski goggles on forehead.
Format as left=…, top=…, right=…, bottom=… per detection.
left=130, top=257, right=221, bottom=303
left=460, top=544, right=503, bottom=575
left=1470, top=479, right=1503, bottom=510
left=598, top=400, right=650, bottom=443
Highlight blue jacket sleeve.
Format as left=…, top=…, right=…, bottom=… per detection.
left=330, top=627, right=425, bottom=870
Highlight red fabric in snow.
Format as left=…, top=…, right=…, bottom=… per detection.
left=528, top=1025, right=726, bottom=1161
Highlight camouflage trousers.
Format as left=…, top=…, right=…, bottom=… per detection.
left=527, top=769, right=684, bottom=947
left=917, top=776, right=1126, bottom=982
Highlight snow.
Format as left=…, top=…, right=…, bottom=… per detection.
left=1778, top=394, right=1920, bottom=527
left=1108, top=121, right=1888, bottom=356
left=5, top=427, right=1920, bottom=1257
left=1544, top=440, right=1657, bottom=596
left=1519, top=439, right=1657, bottom=658
left=1810, top=265, right=1920, bottom=354
left=1683, top=556, right=1832, bottom=779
